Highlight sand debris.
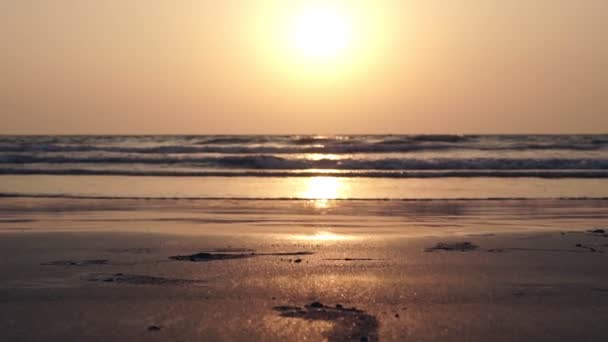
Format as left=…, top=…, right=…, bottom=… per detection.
left=274, top=301, right=379, bottom=342
left=575, top=243, right=602, bottom=253
left=425, top=242, right=478, bottom=252
left=170, top=250, right=313, bottom=262
left=41, top=259, right=109, bottom=267
left=87, top=273, right=207, bottom=286
left=170, top=252, right=255, bottom=262
left=587, top=229, right=608, bottom=237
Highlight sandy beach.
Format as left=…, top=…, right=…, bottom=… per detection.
left=1, top=197, right=607, bottom=341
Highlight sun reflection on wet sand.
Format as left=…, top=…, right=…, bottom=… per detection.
left=289, top=231, right=357, bottom=242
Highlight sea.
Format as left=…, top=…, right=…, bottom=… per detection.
left=1, top=134, right=607, bottom=235
left=0, top=134, right=607, bottom=198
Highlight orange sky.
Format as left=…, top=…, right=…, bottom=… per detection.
left=1, top=0, right=607, bottom=134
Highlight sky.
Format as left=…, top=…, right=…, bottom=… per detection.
left=1, top=0, right=607, bottom=134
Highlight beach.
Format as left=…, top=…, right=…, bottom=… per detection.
left=1, top=135, right=607, bottom=340
left=1, top=196, right=608, bottom=341
left=3, top=0, right=608, bottom=337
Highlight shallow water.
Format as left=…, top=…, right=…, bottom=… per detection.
left=1, top=175, right=608, bottom=200
left=1, top=197, right=606, bottom=238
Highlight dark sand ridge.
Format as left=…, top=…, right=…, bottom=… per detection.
left=169, top=250, right=315, bottom=262
left=86, top=273, right=208, bottom=286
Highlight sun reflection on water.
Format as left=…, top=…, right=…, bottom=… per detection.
left=300, top=153, right=343, bottom=161
left=300, top=176, right=348, bottom=208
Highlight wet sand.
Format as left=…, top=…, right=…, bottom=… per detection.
left=1, top=198, right=608, bottom=341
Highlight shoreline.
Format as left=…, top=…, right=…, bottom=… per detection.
left=2, top=175, right=608, bottom=200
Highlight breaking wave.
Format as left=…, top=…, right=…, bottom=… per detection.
left=1, top=135, right=607, bottom=178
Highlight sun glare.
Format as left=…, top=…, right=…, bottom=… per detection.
left=289, top=231, right=356, bottom=242
left=300, top=177, right=348, bottom=208
left=290, top=6, right=353, bottom=59
left=302, top=177, right=342, bottom=199
left=255, top=1, right=386, bottom=82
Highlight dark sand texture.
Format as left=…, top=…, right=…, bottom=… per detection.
left=1, top=197, right=608, bottom=341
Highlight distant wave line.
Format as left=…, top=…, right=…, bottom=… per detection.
left=1, top=141, right=606, bottom=154
left=1, top=168, right=608, bottom=178
left=2, top=155, right=608, bottom=170
left=1, top=192, right=608, bottom=201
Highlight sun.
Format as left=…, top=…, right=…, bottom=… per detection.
left=289, top=5, right=354, bottom=60
left=254, top=1, right=385, bottom=81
